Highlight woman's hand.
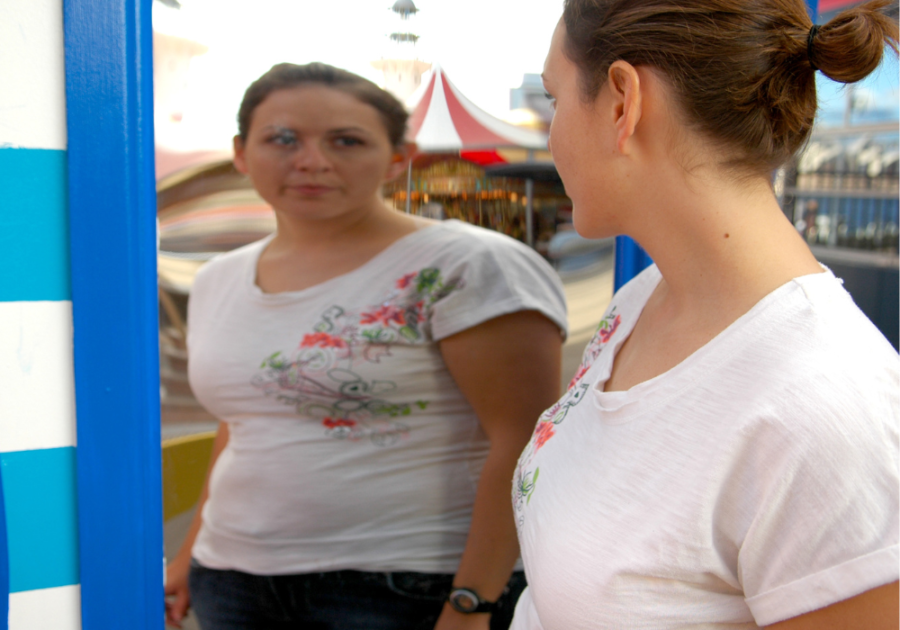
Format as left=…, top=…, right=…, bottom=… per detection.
left=433, top=604, right=491, bottom=630
left=164, top=553, right=192, bottom=628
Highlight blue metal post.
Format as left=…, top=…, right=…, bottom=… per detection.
left=614, top=236, right=654, bottom=291
left=63, top=0, right=163, bottom=627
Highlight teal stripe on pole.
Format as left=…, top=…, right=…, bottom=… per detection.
left=0, top=448, right=79, bottom=593
left=0, top=149, right=71, bottom=302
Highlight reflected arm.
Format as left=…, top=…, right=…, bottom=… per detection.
left=434, top=310, right=562, bottom=629
left=164, top=421, right=230, bottom=627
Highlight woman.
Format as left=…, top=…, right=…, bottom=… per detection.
left=513, top=1, right=898, bottom=628
left=164, top=63, right=568, bottom=630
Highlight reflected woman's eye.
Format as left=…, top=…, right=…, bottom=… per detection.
left=334, top=136, right=364, bottom=148
left=269, top=130, right=297, bottom=146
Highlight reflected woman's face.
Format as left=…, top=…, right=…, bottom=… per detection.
left=233, top=85, right=405, bottom=221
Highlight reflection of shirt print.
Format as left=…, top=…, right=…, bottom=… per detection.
left=251, top=268, right=463, bottom=447
left=513, top=307, right=623, bottom=524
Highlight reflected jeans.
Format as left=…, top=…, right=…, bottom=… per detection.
left=189, top=559, right=526, bottom=630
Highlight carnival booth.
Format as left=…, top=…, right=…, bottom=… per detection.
left=386, top=66, right=575, bottom=248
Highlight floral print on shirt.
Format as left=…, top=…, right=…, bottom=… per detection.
left=513, top=307, right=622, bottom=524
left=251, top=267, right=463, bottom=447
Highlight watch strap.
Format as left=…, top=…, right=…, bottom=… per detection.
left=448, top=587, right=500, bottom=614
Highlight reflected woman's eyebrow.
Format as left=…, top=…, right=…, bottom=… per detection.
left=259, top=125, right=373, bottom=136
left=330, top=127, right=372, bottom=136
left=262, top=124, right=294, bottom=133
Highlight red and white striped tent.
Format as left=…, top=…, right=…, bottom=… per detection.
left=406, top=65, right=548, bottom=154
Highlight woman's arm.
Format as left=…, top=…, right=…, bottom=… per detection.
left=435, top=310, right=563, bottom=630
left=765, top=582, right=898, bottom=630
left=164, top=421, right=230, bottom=628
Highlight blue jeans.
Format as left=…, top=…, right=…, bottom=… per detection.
left=189, top=560, right=527, bottom=630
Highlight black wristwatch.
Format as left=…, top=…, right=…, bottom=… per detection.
left=447, top=587, right=500, bottom=614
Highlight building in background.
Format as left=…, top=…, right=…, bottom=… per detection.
left=371, top=0, right=431, bottom=103
left=510, top=73, right=553, bottom=127
left=775, top=0, right=899, bottom=347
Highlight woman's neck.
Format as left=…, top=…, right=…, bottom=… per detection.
left=627, top=168, right=822, bottom=320
left=254, top=196, right=426, bottom=294
left=268, top=196, right=412, bottom=253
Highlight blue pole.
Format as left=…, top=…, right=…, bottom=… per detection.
left=614, top=236, right=654, bottom=291
left=63, top=0, right=163, bottom=627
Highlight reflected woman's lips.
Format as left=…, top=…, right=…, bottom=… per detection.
left=289, top=185, right=335, bottom=195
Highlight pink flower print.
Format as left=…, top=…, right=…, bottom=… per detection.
left=532, top=421, right=556, bottom=452
left=567, top=365, right=589, bottom=391
left=413, top=301, right=427, bottom=323
left=598, top=314, right=622, bottom=344
left=322, top=417, right=357, bottom=428
left=396, top=272, right=417, bottom=289
left=300, top=332, right=348, bottom=349
left=360, top=305, right=406, bottom=327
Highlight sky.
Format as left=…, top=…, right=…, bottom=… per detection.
left=816, top=52, right=899, bottom=127
left=153, top=0, right=898, bottom=152
left=153, top=0, right=565, bottom=150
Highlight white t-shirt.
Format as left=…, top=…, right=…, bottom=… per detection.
left=512, top=265, right=899, bottom=629
left=187, top=220, right=568, bottom=575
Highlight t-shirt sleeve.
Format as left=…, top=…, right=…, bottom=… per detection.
left=427, top=235, right=568, bottom=341
left=725, top=387, right=900, bottom=626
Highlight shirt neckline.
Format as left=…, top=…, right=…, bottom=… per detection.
left=243, top=220, right=448, bottom=302
left=590, top=266, right=834, bottom=424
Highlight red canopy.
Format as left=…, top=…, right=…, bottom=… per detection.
left=407, top=65, right=548, bottom=153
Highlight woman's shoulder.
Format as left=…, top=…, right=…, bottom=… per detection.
left=418, top=220, right=541, bottom=258
left=404, top=221, right=568, bottom=339
left=192, top=236, right=270, bottom=292
left=393, top=220, right=561, bottom=286
left=730, top=271, right=898, bottom=441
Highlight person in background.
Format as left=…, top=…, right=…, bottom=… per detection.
left=513, top=1, right=898, bottom=628
left=164, top=62, right=567, bottom=630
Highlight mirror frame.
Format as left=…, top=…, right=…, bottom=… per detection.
left=63, top=0, right=163, bottom=627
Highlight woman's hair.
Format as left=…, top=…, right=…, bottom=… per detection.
left=562, top=0, right=898, bottom=172
left=237, top=62, right=409, bottom=147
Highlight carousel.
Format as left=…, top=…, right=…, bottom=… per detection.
left=387, top=65, right=573, bottom=251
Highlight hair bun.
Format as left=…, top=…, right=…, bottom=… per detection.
left=809, top=0, right=899, bottom=84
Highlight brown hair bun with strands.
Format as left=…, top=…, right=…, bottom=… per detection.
left=562, top=0, right=899, bottom=174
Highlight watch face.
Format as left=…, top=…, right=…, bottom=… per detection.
left=449, top=589, right=480, bottom=613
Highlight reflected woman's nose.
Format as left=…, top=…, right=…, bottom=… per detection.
left=293, top=141, right=331, bottom=172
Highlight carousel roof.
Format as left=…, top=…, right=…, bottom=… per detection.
left=407, top=65, right=548, bottom=153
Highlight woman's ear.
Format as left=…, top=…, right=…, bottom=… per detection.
left=233, top=135, right=248, bottom=174
left=607, top=61, right=642, bottom=154
left=386, top=142, right=418, bottom=180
